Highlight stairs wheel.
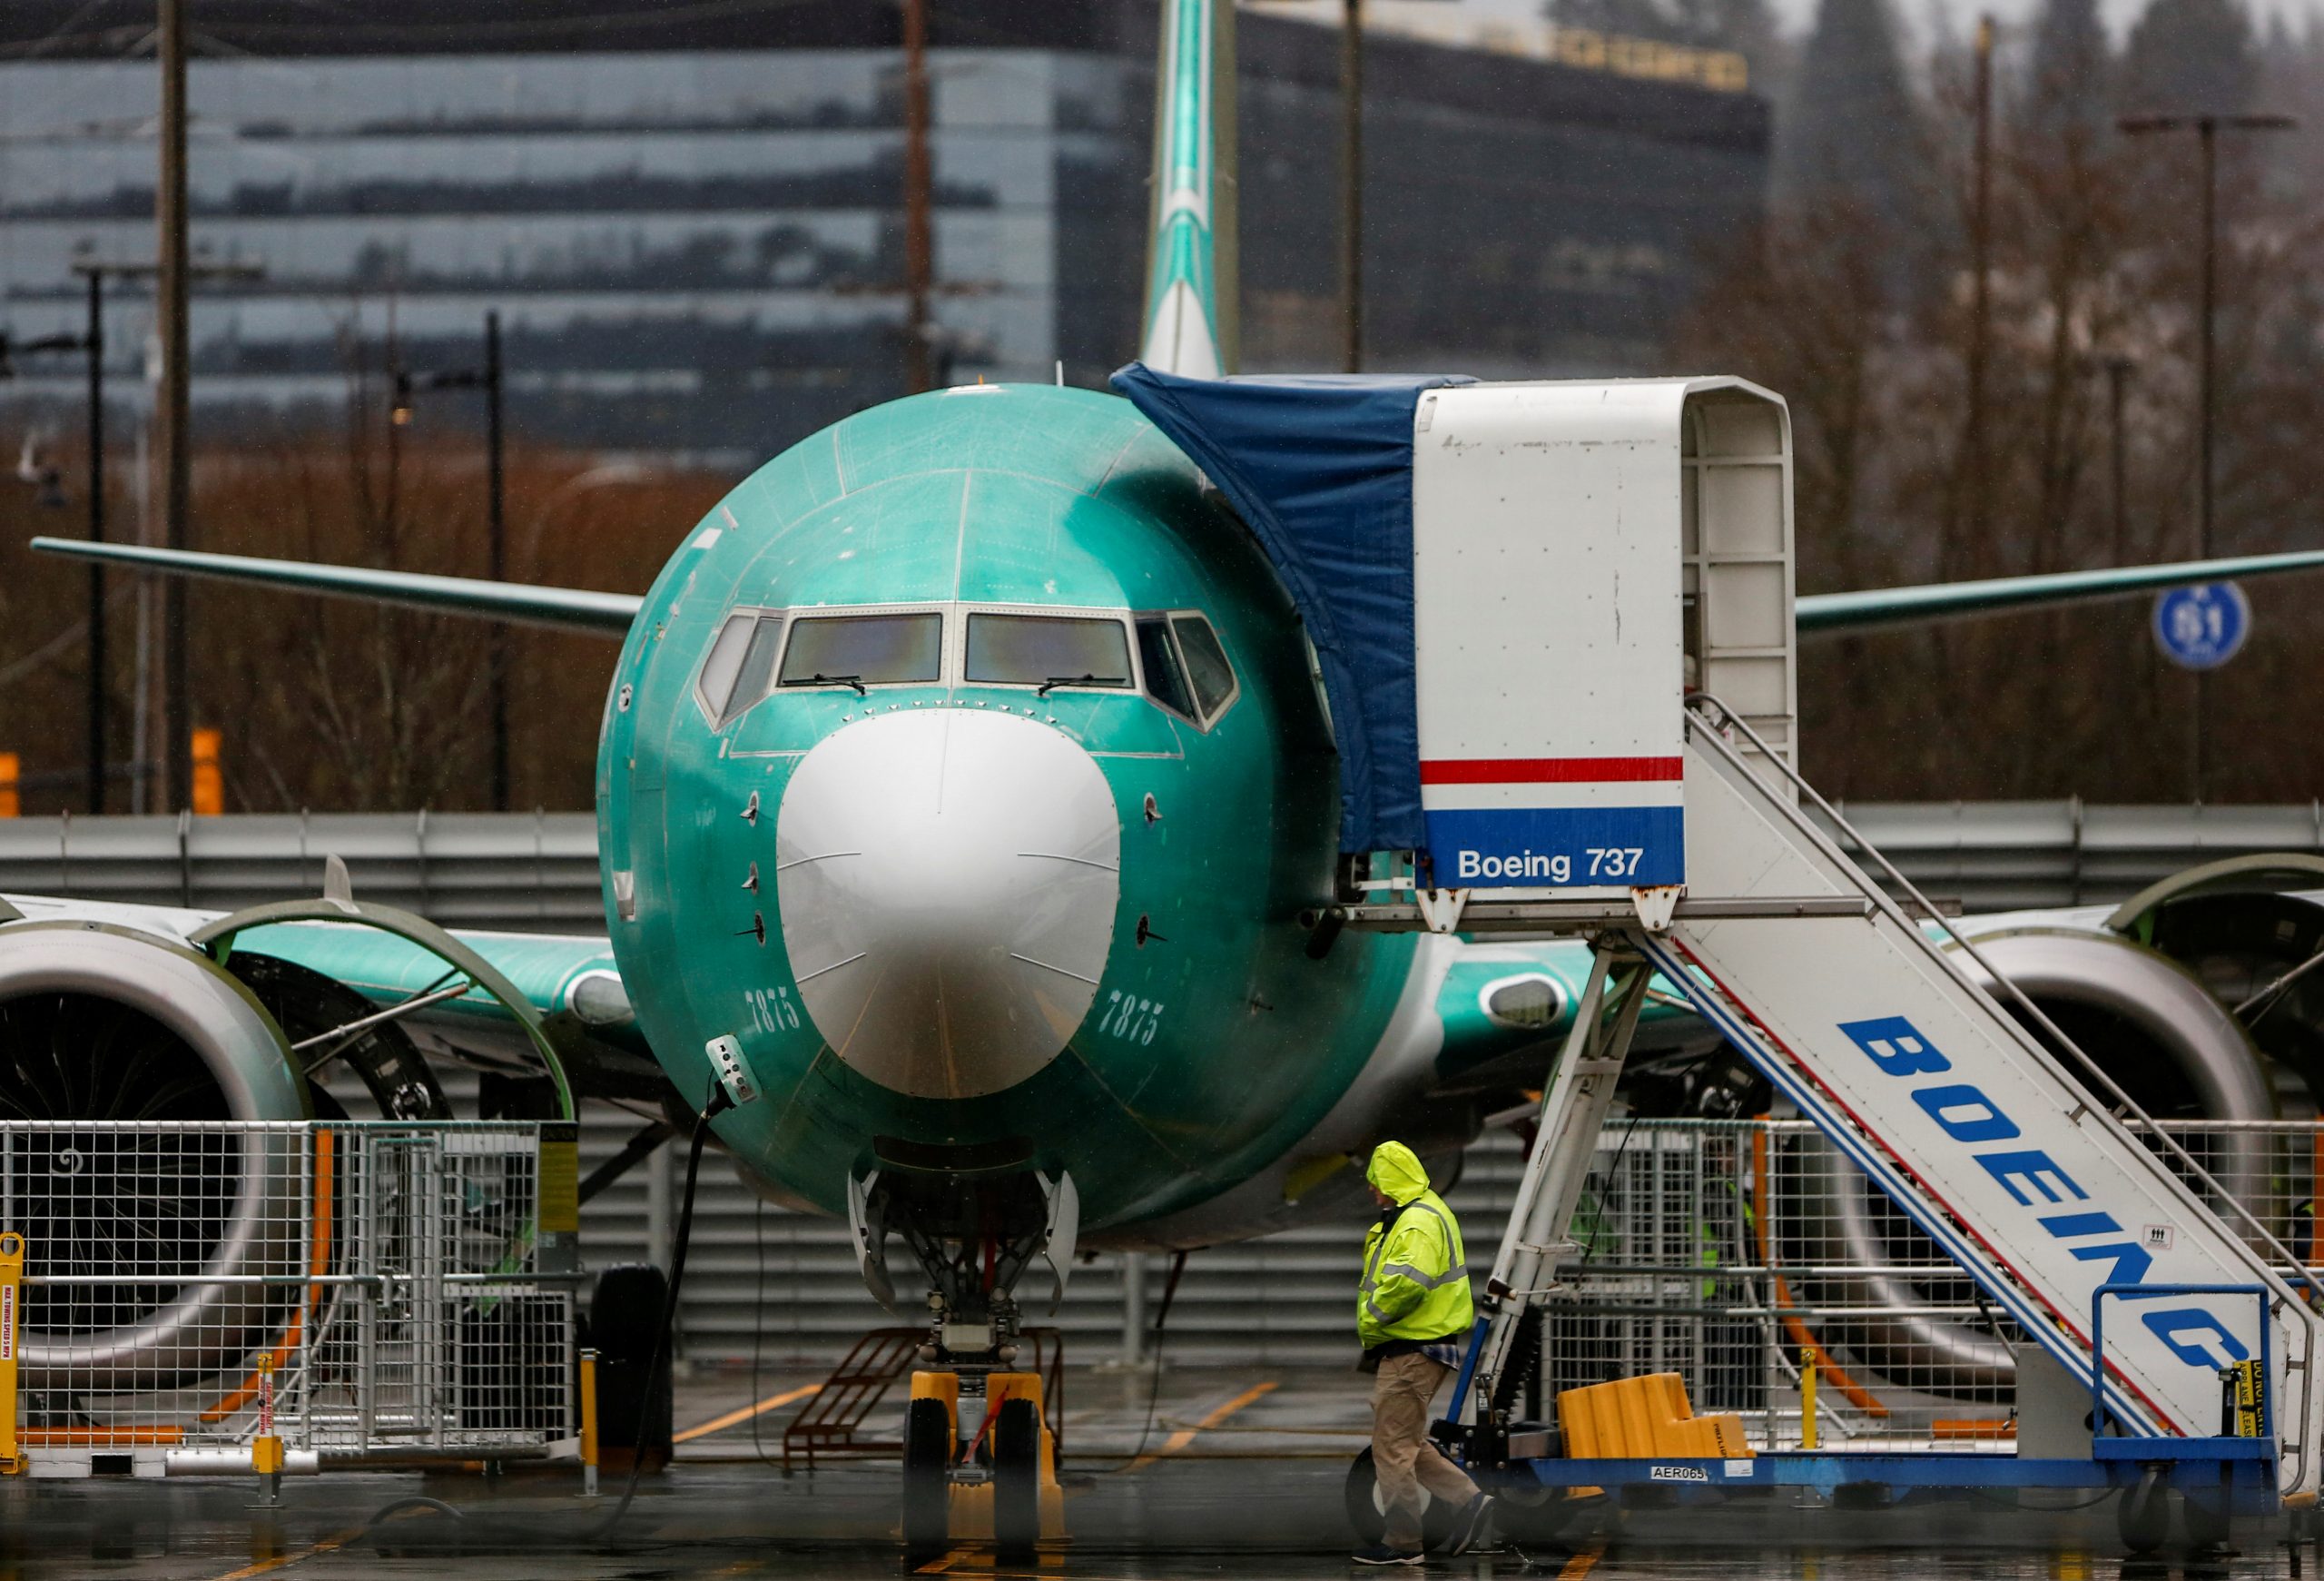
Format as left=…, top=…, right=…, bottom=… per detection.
left=1344, top=1449, right=1387, bottom=1545
left=2118, top=1467, right=2170, bottom=1556
left=993, top=1397, right=1043, bottom=1561
left=1493, top=1486, right=1587, bottom=1545
left=1342, top=1446, right=1459, bottom=1548
left=902, top=1397, right=953, bottom=1559
left=2180, top=1477, right=2232, bottom=1553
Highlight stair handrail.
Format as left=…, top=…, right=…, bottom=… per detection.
left=1683, top=691, right=2324, bottom=1307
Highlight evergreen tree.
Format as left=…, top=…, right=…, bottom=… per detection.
left=2028, top=0, right=2112, bottom=132
left=2122, top=0, right=2257, bottom=114
left=1777, top=0, right=1923, bottom=234
left=1548, top=0, right=1778, bottom=60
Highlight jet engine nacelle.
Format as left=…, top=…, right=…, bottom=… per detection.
left=0, top=921, right=307, bottom=1391
left=1790, top=913, right=2290, bottom=1404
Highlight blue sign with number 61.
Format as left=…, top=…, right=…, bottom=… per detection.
left=2152, top=582, right=2250, bottom=671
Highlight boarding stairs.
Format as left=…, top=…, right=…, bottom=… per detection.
left=1385, top=699, right=2324, bottom=1498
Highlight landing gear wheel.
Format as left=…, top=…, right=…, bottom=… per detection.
left=902, top=1398, right=953, bottom=1560
left=993, top=1398, right=1043, bottom=1562
left=1342, top=1448, right=1458, bottom=1549
left=2118, top=1468, right=2170, bottom=1556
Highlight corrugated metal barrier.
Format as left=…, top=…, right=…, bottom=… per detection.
left=7, top=805, right=2319, bottom=1369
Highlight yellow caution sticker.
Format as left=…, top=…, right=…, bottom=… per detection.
left=538, top=1135, right=580, bottom=1235
left=0, top=1231, right=24, bottom=1473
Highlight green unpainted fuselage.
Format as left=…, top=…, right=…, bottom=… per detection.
left=599, top=383, right=1430, bottom=1231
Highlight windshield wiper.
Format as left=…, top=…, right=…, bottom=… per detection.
left=1037, top=673, right=1126, bottom=697
left=806, top=672, right=867, bottom=696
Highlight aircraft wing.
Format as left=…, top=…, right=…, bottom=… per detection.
left=1795, top=548, right=2324, bottom=637
left=36, top=540, right=2324, bottom=647
left=27, top=538, right=639, bottom=636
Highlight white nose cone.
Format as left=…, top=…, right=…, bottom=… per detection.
left=775, top=709, right=1121, bottom=1099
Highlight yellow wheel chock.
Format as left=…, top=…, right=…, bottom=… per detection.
left=903, top=1369, right=1063, bottom=1557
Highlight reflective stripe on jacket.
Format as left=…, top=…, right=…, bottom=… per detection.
left=1358, top=1141, right=1474, bottom=1349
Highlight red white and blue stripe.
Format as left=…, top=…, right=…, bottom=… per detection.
left=1420, top=756, right=1685, bottom=889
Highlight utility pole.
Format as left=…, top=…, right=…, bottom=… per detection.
left=2099, top=353, right=2134, bottom=567
left=2198, top=122, right=2219, bottom=561
left=2093, top=351, right=2144, bottom=735
left=1962, top=15, right=1994, bottom=578
left=66, top=257, right=260, bottom=815
left=156, top=0, right=193, bottom=815
left=82, top=271, right=105, bottom=815
left=2118, top=111, right=2297, bottom=800
left=901, top=0, right=933, bottom=393
left=391, top=311, right=510, bottom=810
left=1340, top=0, right=1364, bottom=373
left=485, top=310, right=507, bottom=814
left=0, top=299, right=106, bottom=812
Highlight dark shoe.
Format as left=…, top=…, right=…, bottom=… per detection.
left=1353, top=1542, right=1424, bottom=1566
left=1443, top=1492, right=1501, bottom=1556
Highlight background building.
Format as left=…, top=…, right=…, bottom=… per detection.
left=0, top=0, right=1771, bottom=464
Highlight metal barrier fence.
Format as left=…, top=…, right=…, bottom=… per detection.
left=1547, top=1118, right=2322, bottom=1451
left=2, top=1113, right=2311, bottom=1464
left=5, top=802, right=2320, bottom=932
left=0, top=1121, right=576, bottom=1478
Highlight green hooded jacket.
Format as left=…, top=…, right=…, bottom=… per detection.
left=1357, top=1141, right=1474, bottom=1349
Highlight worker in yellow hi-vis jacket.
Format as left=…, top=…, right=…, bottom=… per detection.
left=1354, top=1141, right=1495, bottom=1566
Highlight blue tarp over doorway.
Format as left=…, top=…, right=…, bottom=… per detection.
left=1109, top=361, right=1472, bottom=855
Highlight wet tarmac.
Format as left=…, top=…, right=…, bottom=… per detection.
left=5, top=1369, right=2319, bottom=1580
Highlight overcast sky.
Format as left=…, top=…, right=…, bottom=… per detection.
left=1773, top=0, right=2313, bottom=35
left=1451, top=0, right=2318, bottom=42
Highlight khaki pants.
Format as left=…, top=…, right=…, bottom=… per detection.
left=1370, top=1351, right=1479, bottom=1550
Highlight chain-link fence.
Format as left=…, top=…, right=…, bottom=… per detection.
left=0, top=1120, right=576, bottom=1477
left=1544, top=1117, right=2324, bottom=1451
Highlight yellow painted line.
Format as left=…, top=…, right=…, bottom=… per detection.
left=203, top=1527, right=360, bottom=1581
left=1125, top=1379, right=1277, bottom=1471
left=914, top=1546, right=974, bottom=1573
left=674, top=1382, right=819, bottom=1444
left=1557, top=1537, right=1608, bottom=1581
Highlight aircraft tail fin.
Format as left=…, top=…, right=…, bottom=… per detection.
left=29, top=538, right=639, bottom=636
left=1139, top=0, right=1237, bottom=377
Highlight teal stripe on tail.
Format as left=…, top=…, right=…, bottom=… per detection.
left=1140, top=0, right=1236, bottom=377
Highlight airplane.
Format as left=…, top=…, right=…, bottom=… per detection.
left=15, top=0, right=2324, bottom=1542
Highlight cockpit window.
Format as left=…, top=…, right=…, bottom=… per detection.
left=1136, top=617, right=1196, bottom=721
left=1171, top=615, right=1237, bottom=721
left=696, top=612, right=784, bottom=727
left=966, top=614, right=1131, bottom=691
left=779, top=612, right=943, bottom=688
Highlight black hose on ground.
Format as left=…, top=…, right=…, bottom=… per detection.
left=588, top=1084, right=733, bottom=1545
left=357, top=1087, right=735, bottom=1554
left=1109, top=1248, right=1190, bottom=1472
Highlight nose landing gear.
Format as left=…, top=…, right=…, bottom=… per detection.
left=901, top=1367, right=1063, bottom=1563
left=854, top=1161, right=1078, bottom=1562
